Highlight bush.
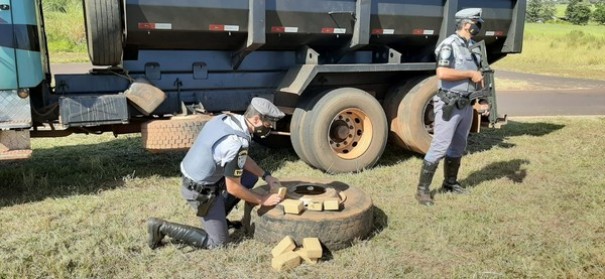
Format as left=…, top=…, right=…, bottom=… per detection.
left=527, top=0, right=557, bottom=22
left=594, top=2, right=605, bottom=24
left=565, top=0, right=592, bottom=25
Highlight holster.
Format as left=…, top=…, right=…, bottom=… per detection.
left=456, top=97, right=470, bottom=109
left=184, top=177, right=220, bottom=217
left=438, top=90, right=471, bottom=121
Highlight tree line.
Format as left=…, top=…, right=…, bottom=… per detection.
left=528, top=0, right=605, bottom=25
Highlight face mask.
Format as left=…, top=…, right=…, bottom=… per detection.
left=253, top=124, right=272, bottom=138
left=469, top=22, right=481, bottom=36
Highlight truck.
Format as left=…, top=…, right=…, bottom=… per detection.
left=0, top=0, right=525, bottom=173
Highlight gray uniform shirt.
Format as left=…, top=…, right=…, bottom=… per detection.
left=435, top=34, right=482, bottom=93
left=180, top=114, right=251, bottom=184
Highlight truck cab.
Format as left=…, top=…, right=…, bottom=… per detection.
left=0, top=0, right=50, bottom=159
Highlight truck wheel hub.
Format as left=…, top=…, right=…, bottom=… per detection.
left=328, top=109, right=373, bottom=159
left=330, top=120, right=351, bottom=142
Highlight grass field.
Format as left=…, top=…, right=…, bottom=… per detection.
left=494, top=22, right=605, bottom=80
left=10, top=4, right=605, bottom=277
left=43, top=3, right=86, bottom=57
left=1, top=117, right=605, bottom=278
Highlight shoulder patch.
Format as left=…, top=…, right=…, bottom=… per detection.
left=237, top=149, right=248, bottom=168
left=439, top=45, right=453, bottom=61
left=224, top=147, right=248, bottom=178
left=437, top=44, right=454, bottom=67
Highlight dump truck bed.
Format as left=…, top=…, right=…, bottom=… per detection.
left=125, top=0, right=524, bottom=63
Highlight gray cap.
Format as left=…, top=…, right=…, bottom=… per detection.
left=250, top=97, right=285, bottom=127
left=455, top=8, right=484, bottom=23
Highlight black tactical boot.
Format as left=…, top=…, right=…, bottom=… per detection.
left=147, top=218, right=209, bottom=249
left=224, top=195, right=243, bottom=229
left=147, top=218, right=165, bottom=249
left=442, top=156, right=467, bottom=194
left=416, top=160, right=438, bottom=206
left=224, top=194, right=240, bottom=216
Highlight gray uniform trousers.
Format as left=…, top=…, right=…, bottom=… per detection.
left=180, top=171, right=258, bottom=248
left=424, top=96, right=474, bottom=163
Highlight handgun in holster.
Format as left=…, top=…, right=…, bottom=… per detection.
left=185, top=178, right=220, bottom=217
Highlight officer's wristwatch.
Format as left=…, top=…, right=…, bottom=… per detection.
left=262, top=171, right=272, bottom=181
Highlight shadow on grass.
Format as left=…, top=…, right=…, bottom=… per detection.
left=467, top=120, right=565, bottom=154
left=378, top=120, right=565, bottom=168
left=375, top=144, right=421, bottom=166
left=0, top=137, right=300, bottom=208
left=371, top=205, right=388, bottom=236
left=0, top=121, right=562, bottom=207
left=461, top=159, right=531, bottom=188
left=310, top=205, right=388, bottom=261
left=0, top=137, right=183, bottom=207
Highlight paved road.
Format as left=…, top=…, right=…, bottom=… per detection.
left=50, top=64, right=605, bottom=117
left=497, top=89, right=605, bottom=117
left=51, top=63, right=97, bottom=74
left=495, top=70, right=605, bottom=117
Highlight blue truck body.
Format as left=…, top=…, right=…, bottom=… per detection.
left=0, top=0, right=525, bottom=172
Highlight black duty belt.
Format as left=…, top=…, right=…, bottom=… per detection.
left=437, top=88, right=491, bottom=121
left=183, top=176, right=221, bottom=195
left=437, top=89, right=471, bottom=121
left=438, top=89, right=490, bottom=106
left=439, top=89, right=489, bottom=100
left=438, top=89, right=470, bottom=99
left=182, top=176, right=222, bottom=217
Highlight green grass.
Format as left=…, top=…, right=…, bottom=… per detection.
left=43, top=3, right=86, bottom=53
left=2, top=117, right=605, bottom=278
left=493, top=22, right=605, bottom=80
left=556, top=4, right=567, bottom=18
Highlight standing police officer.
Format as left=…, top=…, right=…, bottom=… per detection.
left=147, top=97, right=285, bottom=248
left=415, top=8, right=490, bottom=206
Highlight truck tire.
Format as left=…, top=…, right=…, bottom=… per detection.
left=83, top=0, right=123, bottom=66
left=383, top=78, right=420, bottom=149
left=386, top=76, right=437, bottom=154
left=244, top=178, right=374, bottom=251
left=299, top=88, right=388, bottom=173
left=141, top=115, right=211, bottom=153
left=290, top=93, right=323, bottom=167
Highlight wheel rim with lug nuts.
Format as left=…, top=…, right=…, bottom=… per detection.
left=328, top=108, right=373, bottom=160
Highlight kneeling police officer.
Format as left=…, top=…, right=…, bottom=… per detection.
left=147, top=97, right=285, bottom=249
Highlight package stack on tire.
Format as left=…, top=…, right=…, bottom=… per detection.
left=246, top=179, right=374, bottom=252
left=281, top=198, right=341, bottom=214
left=271, top=236, right=323, bottom=271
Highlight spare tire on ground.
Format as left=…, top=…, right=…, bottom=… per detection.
left=243, top=178, right=374, bottom=251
